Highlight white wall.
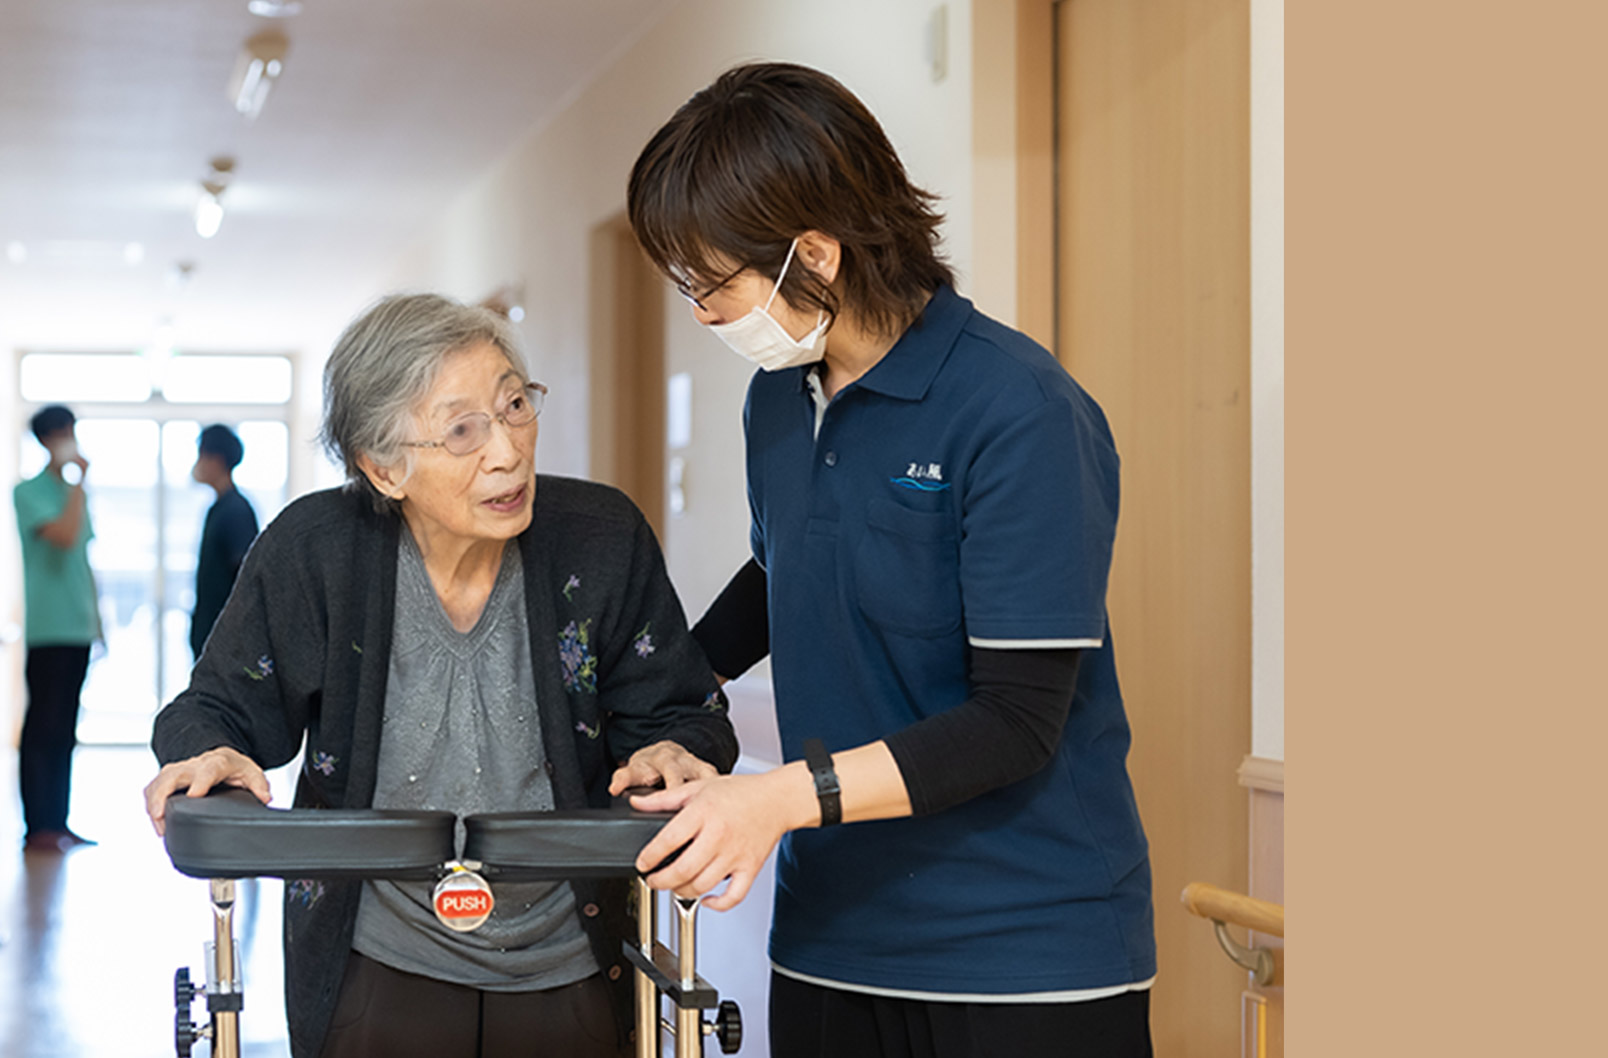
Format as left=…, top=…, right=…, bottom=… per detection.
left=1251, top=0, right=1285, bottom=761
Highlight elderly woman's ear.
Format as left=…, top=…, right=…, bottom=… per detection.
left=357, top=453, right=408, bottom=503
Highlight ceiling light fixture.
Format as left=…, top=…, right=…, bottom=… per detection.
left=5, top=241, right=24, bottom=264
left=228, top=30, right=289, bottom=120
left=194, top=157, right=236, bottom=239
left=247, top=0, right=303, bottom=17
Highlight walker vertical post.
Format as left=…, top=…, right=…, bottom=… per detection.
left=635, top=877, right=660, bottom=1058
left=673, top=896, right=701, bottom=1058
left=208, top=878, right=241, bottom=1058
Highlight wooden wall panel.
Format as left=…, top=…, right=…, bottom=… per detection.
left=1054, top=0, right=1252, bottom=1051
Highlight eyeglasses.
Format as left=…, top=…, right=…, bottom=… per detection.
left=674, top=261, right=748, bottom=312
left=404, top=381, right=547, bottom=456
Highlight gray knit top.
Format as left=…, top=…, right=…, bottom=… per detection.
left=352, top=532, right=594, bottom=990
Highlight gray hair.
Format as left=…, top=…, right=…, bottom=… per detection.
left=320, top=292, right=527, bottom=514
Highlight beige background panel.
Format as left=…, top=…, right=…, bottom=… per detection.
left=1291, top=3, right=1608, bottom=1056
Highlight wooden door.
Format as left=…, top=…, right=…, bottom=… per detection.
left=1054, top=0, right=1253, bottom=1052
left=588, top=216, right=667, bottom=540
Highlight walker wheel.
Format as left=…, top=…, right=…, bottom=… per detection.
left=715, top=998, right=743, bottom=1053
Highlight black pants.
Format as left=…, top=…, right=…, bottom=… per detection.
left=20, top=645, right=90, bottom=837
left=769, top=971, right=1153, bottom=1058
left=319, top=952, right=622, bottom=1058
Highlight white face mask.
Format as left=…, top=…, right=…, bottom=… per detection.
left=707, top=238, right=830, bottom=371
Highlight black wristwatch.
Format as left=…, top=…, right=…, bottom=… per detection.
left=802, top=738, right=842, bottom=827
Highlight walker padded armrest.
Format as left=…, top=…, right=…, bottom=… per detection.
left=463, top=810, right=671, bottom=880
left=163, top=789, right=457, bottom=880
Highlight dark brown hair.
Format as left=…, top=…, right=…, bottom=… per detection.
left=628, top=62, right=954, bottom=338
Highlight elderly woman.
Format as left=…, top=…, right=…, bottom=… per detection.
left=143, top=293, right=737, bottom=1058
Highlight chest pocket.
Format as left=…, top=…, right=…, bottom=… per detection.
left=854, top=497, right=963, bottom=638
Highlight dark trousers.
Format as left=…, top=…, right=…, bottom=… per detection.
left=319, top=952, right=622, bottom=1058
left=769, top=971, right=1153, bottom=1058
left=20, top=645, right=91, bottom=837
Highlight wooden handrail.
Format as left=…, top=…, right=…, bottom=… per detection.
left=1181, top=882, right=1284, bottom=938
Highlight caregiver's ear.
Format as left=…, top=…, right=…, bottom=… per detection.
left=795, top=230, right=841, bottom=284
left=357, top=452, right=407, bottom=502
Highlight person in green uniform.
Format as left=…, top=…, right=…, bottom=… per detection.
left=13, top=404, right=101, bottom=852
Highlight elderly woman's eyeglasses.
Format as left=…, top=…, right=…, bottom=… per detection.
left=404, top=382, right=547, bottom=456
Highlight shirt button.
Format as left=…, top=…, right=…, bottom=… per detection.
left=823, top=451, right=838, bottom=467
left=608, top=964, right=623, bottom=981
left=583, top=902, right=600, bottom=918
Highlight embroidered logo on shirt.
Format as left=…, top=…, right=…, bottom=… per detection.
left=891, top=462, right=951, bottom=492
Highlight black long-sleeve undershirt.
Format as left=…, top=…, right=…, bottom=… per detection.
left=691, top=559, right=1082, bottom=816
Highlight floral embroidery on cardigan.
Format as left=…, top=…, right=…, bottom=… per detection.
left=702, top=691, right=725, bottom=712
left=575, top=720, right=601, bottom=740
left=559, top=619, right=598, bottom=693
left=632, top=623, right=656, bottom=658
left=563, top=574, right=581, bottom=601
left=244, top=654, right=274, bottom=681
left=310, top=751, right=338, bottom=776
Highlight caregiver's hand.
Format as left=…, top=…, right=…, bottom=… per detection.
left=143, top=746, right=271, bottom=837
left=630, top=765, right=816, bottom=911
left=609, top=740, right=720, bottom=796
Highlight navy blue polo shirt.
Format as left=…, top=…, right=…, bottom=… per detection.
left=746, top=285, right=1155, bottom=995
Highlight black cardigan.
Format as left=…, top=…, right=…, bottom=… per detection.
left=153, top=477, right=738, bottom=1057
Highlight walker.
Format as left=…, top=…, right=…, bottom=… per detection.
left=162, top=789, right=742, bottom=1057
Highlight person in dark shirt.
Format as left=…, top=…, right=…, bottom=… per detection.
left=189, top=424, right=259, bottom=658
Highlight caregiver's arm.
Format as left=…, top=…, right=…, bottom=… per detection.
left=690, top=558, right=769, bottom=682
left=632, top=646, right=1081, bottom=909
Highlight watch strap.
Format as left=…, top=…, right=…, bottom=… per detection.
left=802, top=738, right=842, bottom=827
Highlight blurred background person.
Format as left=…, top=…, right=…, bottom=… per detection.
left=189, top=423, right=259, bottom=659
left=12, top=404, right=101, bottom=852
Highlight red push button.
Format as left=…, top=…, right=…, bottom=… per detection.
left=432, top=865, right=494, bottom=932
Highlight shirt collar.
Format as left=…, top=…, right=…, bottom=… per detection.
left=793, top=284, right=972, bottom=403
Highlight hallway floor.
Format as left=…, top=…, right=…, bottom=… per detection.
left=1, top=745, right=292, bottom=1058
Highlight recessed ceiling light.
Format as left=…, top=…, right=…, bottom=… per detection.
left=167, top=261, right=197, bottom=290
left=5, top=241, right=24, bottom=264
left=195, top=157, right=236, bottom=239
left=247, top=0, right=303, bottom=17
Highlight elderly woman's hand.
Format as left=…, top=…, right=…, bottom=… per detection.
left=608, top=740, right=719, bottom=796
left=143, top=746, right=271, bottom=837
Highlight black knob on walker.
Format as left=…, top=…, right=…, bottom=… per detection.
left=715, top=998, right=743, bottom=1054
left=174, top=967, right=198, bottom=1057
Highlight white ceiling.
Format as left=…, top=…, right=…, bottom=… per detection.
left=0, top=0, right=676, bottom=357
